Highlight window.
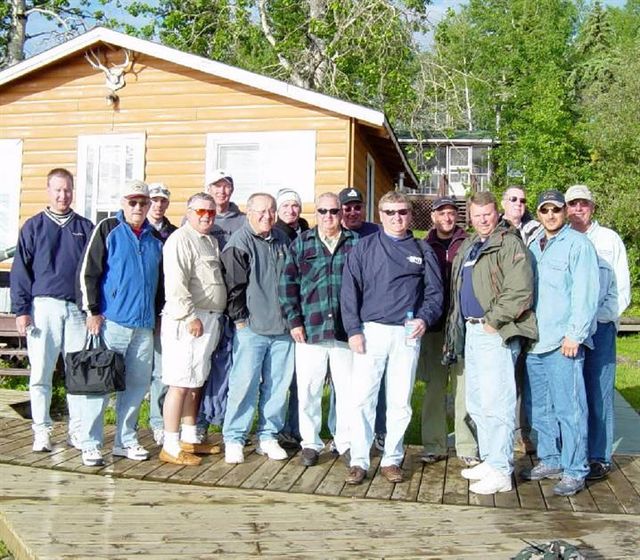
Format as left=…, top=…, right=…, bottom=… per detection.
left=0, top=139, right=23, bottom=252
left=205, top=131, right=316, bottom=203
left=76, top=133, right=145, bottom=223
left=366, top=154, right=375, bottom=221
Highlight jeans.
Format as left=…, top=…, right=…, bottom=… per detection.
left=464, top=322, right=519, bottom=475
left=281, top=372, right=301, bottom=439
left=222, top=326, right=294, bottom=444
left=27, top=297, right=86, bottom=435
left=526, top=347, right=590, bottom=479
left=296, top=341, right=353, bottom=453
left=584, top=321, right=617, bottom=464
left=81, top=320, right=153, bottom=450
left=149, top=331, right=166, bottom=431
left=350, top=322, right=420, bottom=470
left=418, top=329, right=477, bottom=457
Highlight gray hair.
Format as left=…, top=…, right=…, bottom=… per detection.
left=315, top=192, right=340, bottom=206
left=187, top=192, right=215, bottom=207
left=246, top=193, right=276, bottom=211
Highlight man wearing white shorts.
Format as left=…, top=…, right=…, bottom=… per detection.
left=159, top=193, right=226, bottom=465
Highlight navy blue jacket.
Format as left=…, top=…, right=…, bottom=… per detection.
left=340, top=231, right=443, bottom=337
left=11, top=210, right=94, bottom=316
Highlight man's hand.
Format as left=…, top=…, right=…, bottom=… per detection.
left=407, top=318, right=427, bottom=339
left=187, top=318, right=204, bottom=338
left=16, top=315, right=32, bottom=337
left=483, top=322, right=497, bottom=334
left=86, top=314, right=104, bottom=336
left=348, top=334, right=366, bottom=354
left=235, top=321, right=247, bottom=330
left=561, top=336, right=580, bottom=358
left=290, top=326, right=306, bottom=344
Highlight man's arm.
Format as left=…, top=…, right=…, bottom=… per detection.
left=340, top=246, right=366, bottom=353
left=611, top=232, right=631, bottom=317
left=221, top=246, right=251, bottom=326
left=279, top=238, right=305, bottom=339
left=10, top=220, right=36, bottom=332
left=566, top=238, right=599, bottom=346
left=416, top=241, right=444, bottom=330
left=77, top=219, right=114, bottom=317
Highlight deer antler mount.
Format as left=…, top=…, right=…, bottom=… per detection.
left=85, top=48, right=134, bottom=106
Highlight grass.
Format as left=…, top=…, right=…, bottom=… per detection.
left=616, top=333, right=640, bottom=412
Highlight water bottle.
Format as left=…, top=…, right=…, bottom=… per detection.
left=404, top=311, right=417, bottom=347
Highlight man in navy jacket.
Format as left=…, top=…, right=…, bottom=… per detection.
left=11, top=168, right=93, bottom=453
left=341, top=191, right=443, bottom=485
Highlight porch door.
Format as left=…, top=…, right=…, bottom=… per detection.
left=447, top=146, right=470, bottom=197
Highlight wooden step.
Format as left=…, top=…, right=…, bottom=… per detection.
left=0, top=367, right=31, bottom=377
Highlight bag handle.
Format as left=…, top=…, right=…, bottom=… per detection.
left=85, top=334, right=105, bottom=350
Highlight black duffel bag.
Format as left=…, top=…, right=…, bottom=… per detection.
left=64, top=335, right=126, bottom=395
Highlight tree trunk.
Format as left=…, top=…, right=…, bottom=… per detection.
left=8, top=0, right=27, bottom=67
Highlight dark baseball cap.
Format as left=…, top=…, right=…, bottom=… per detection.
left=536, top=189, right=565, bottom=210
left=339, top=187, right=364, bottom=205
left=432, top=195, right=457, bottom=211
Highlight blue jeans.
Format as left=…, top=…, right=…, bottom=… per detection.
left=222, top=326, right=294, bottom=444
left=27, top=297, right=86, bottom=435
left=81, top=320, right=153, bottom=450
left=149, top=331, right=167, bottom=431
left=464, top=322, right=519, bottom=475
left=280, top=371, right=301, bottom=439
left=584, top=321, right=616, bottom=464
left=526, top=347, right=589, bottom=479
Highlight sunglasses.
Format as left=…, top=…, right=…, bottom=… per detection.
left=127, top=199, right=149, bottom=208
left=342, top=205, right=363, bottom=213
left=538, top=206, right=563, bottom=215
left=190, top=208, right=216, bottom=217
left=381, top=209, right=410, bottom=216
left=507, top=196, right=526, bottom=204
left=567, top=199, right=591, bottom=207
left=317, top=208, right=340, bottom=215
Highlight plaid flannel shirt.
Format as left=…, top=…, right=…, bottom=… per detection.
left=279, top=227, right=359, bottom=344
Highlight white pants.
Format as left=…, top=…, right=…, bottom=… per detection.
left=350, top=322, right=420, bottom=469
left=295, top=341, right=353, bottom=453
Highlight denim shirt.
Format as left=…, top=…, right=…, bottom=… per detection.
left=529, top=224, right=599, bottom=354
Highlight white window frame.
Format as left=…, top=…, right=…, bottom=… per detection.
left=76, top=133, right=146, bottom=222
left=0, top=138, right=23, bottom=253
left=205, top=130, right=317, bottom=204
left=366, top=153, right=376, bottom=221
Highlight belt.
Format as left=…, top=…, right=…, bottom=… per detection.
left=466, top=317, right=485, bottom=324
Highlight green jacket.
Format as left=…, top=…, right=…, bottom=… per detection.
left=444, top=225, right=537, bottom=358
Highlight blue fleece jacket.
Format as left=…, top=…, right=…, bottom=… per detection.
left=340, top=231, right=443, bottom=336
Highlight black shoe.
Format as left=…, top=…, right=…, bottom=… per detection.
left=300, top=448, right=319, bottom=467
left=586, top=461, right=611, bottom=481
left=278, top=432, right=302, bottom=451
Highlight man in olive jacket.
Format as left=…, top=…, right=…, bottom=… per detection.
left=444, top=191, right=537, bottom=495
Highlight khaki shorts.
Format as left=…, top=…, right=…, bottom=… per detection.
left=161, top=310, right=223, bottom=388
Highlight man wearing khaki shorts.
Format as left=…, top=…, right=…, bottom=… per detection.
left=160, top=193, right=227, bottom=465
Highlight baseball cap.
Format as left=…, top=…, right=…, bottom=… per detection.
left=148, top=183, right=171, bottom=200
left=432, top=195, right=457, bottom=211
left=206, top=169, right=234, bottom=188
left=339, top=187, right=363, bottom=205
left=121, top=180, right=149, bottom=199
left=565, top=184, right=594, bottom=203
left=536, top=189, right=565, bottom=210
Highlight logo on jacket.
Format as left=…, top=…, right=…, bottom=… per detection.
left=407, top=255, right=423, bottom=265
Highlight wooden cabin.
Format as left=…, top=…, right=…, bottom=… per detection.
left=0, top=27, right=417, bottom=284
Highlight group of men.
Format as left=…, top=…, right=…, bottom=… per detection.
left=11, top=169, right=629, bottom=497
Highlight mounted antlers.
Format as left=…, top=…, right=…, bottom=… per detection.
left=85, top=48, right=134, bottom=105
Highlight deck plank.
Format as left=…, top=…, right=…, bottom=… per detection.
left=587, top=478, right=626, bottom=514
left=442, top=452, right=469, bottom=505
left=416, top=456, right=446, bottom=504
left=391, top=445, right=422, bottom=502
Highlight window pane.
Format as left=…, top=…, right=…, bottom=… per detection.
left=450, top=147, right=469, bottom=167
left=472, top=147, right=489, bottom=174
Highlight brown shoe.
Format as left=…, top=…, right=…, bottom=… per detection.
left=159, top=449, right=202, bottom=466
left=380, top=464, right=404, bottom=483
left=180, top=441, right=222, bottom=455
left=345, top=466, right=366, bottom=485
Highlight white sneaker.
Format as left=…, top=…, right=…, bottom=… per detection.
left=82, top=448, right=104, bottom=467
left=469, top=469, right=512, bottom=494
left=66, top=432, right=82, bottom=450
left=32, top=427, right=52, bottom=452
left=153, top=428, right=164, bottom=446
left=256, top=439, right=288, bottom=460
left=225, top=442, right=245, bottom=464
left=461, top=461, right=492, bottom=480
left=112, top=444, right=149, bottom=461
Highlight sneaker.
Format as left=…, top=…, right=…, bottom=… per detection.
left=458, top=456, right=481, bottom=468
left=224, top=442, right=245, bottom=464
left=520, top=462, right=563, bottom=481
left=66, top=432, right=82, bottom=451
left=256, top=439, right=288, bottom=460
left=300, top=447, right=319, bottom=467
left=277, top=432, right=301, bottom=451
left=374, top=433, right=386, bottom=452
left=461, top=461, right=493, bottom=481
left=420, top=453, right=447, bottom=464
left=586, top=461, right=611, bottom=481
left=82, top=448, right=104, bottom=467
left=153, top=428, right=164, bottom=446
left=553, top=475, right=585, bottom=496
left=32, top=427, right=52, bottom=452
left=469, top=469, right=512, bottom=495
left=112, top=444, right=150, bottom=461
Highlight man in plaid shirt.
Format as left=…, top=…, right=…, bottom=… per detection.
left=279, top=192, right=359, bottom=467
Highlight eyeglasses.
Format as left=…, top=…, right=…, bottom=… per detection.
left=567, top=199, right=591, bottom=208
left=127, top=199, right=149, bottom=208
left=538, top=206, right=563, bottom=215
left=507, top=196, right=526, bottom=204
left=381, top=209, right=410, bottom=216
left=342, top=204, right=363, bottom=213
left=189, top=208, right=216, bottom=217
left=317, top=208, right=340, bottom=215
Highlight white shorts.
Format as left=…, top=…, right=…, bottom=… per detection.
left=161, top=310, right=223, bottom=388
